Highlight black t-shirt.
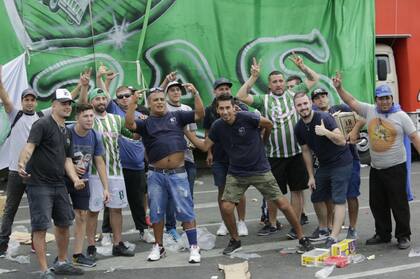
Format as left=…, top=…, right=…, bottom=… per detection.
left=26, top=116, right=73, bottom=186
left=208, top=111, right=270, bottom=177
left=294, top=111, right=352, bottom=167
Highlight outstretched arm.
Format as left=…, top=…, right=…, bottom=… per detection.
left=0, top=65, right=14, bottom=113
left=237, top=57, right=260, bottom=105
left=125, top=90, right=142, bottom=131
left=289, top=52, right=320, bottom=90
left=160, top=71, right=177, bottom=90
left=332, top=72, right=362, bottom=114
left=183, top=83, right=204, bottom=121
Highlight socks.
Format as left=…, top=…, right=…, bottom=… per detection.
left=185, top=228, right=198, bottom=246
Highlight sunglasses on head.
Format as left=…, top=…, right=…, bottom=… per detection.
left=148, top=87, right=163, bottom=94
left=116, top=93, right=132, bottom=99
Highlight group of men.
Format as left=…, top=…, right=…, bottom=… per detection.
left=0, top=51, right=419, bottom=278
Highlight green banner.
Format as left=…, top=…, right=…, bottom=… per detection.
left=0, top=0, right=375, bottom=119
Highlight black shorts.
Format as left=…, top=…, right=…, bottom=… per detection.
left=65, top=177, right=90, bottom=210
left=268, top=154, right=309, bottom=194
left=27, top=184, right=75, bottom=231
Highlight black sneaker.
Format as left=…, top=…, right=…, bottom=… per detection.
left=257, top=224, right=277, bottom=236
left=86, top=245, right=97, bottom=260
left=52, top=257, right=84, bottom=275
left=72, top=253, right=96, bottom=268
left=300, top=213, right=309, bottom=225
left=397, top=237, right=411, bottom=250
left=287, top=228, right=298, bottom=240
left=297, top=237, right=314, bottom=254
left=0, top=242, right=7, bottom=258
left=365, top=234, right=391, bottom=245
left=222, top=239, right=242, bottom=255
left=308, top=227, right=330, bottom=242
left=112, top=242, right=135, bottom=257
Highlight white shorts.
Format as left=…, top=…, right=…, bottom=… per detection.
left=88, top=175, right=128, bottom=212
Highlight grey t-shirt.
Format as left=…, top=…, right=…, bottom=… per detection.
left=7, top=107, right=51, bottom=171
left=166, top=103, right=197, bottom=163
left=358, top=102, right=416, bottom=169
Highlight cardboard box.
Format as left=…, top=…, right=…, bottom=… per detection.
left=301, top=248, right=330, bottom=267
left=0, top=195, right=6, bottom=217
left=334, top=112, right=357, bottom=138
left=331, top=239, right=357, bottom=256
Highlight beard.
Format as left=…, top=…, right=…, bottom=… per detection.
left=94, top=105, right=106, bottom=114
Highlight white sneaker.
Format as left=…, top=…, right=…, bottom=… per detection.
left=217, top=222, right=228, bottom=236
left=147, top=244, right=166, bottom=261
left=237, top=220, right=248, bottom=236
left=101, top=233, right=112, bottom=246
left=189, top=245, right=201, bottom=263
left=142, top=229, right=156, bottom=243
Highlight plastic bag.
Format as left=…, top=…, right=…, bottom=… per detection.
left=96, top=245, right=112, bottom=256
left=180, top=227, right=216, bottom=250
left=142, top=229, right=156, bottom=244
left=348, top=254, right=366, bottom=263
left=408, top=247, right=420, bottom=257
left=6, top=239, right=20, bottom=257
left=315, top=265, right=335, bottom=278
left=123, top=241, right=136, bottom=252
left=13, top=225, right=29, bottom=233
left=6, top=254, right=30, bottom=264
left=163, top=233, right=183, bottom=252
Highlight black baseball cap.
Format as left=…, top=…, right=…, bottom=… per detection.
left=213, top=78, right=232, bottom=90
left=311, top=88, right=328, bottom=100
left=21, top=88, right=38, bottom=99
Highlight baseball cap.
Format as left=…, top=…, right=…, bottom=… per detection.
left=165, top=81, right=183, bottom=93
left=52, top=88, right=74, bottom=102
left=21, top=88, right=38, bottom=99
left=213, top=78, right=232, bottom=90
left=88, top=88, right=107, bottom=102
left=375, top=84, right=393, bottom=97
left=311, top=88, right=328, bottom=100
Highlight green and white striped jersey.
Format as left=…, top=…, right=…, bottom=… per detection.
left=91, top=113, right=129, bottom=177
left=252, top=83, right=308, bottom=158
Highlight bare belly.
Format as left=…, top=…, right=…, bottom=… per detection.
left=151, top=152, right=185, bottom=169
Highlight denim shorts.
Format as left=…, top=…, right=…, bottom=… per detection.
left=27, top=184, right=75, bottom=231
left=311, top=162, right=353, bottom=204
left=147, top=170, right=195, bottom=224
left=347, top=160, right=361, bottom=198
left=211, top=161, right=229, bottom=187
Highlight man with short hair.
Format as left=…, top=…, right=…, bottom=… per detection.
left=333, top=74, right=420, bottom=249
left=311, top=88, right=364, bottom=239
left=293, top=92, right=353, bottom=248
left=191, top=93, right=313, bottom=255
left=66, top=103, right=110, bottom=267
left=126, top=86, right=204, bottom=263
left=286, top=75, right=303, bottom=90
left=203, top=78, right=248, bottom=237
left=237, top=55, right=319, bottom=238
left=18, top=89, right=84, bottom=278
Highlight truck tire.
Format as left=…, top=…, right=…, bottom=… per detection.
left=357, top=131, right=371, bottom=165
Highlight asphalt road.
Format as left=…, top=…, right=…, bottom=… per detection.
left=1, top=163, right=420, bottom=279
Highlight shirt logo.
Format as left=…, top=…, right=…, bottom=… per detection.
left=169, top=117, right=177, bottom=124
left=238, top=127, right=246, bottom=136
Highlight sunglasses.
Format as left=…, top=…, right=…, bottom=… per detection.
left=149, top=87, right=163, bottom=94
left=116, top=93, right=132, bottom=99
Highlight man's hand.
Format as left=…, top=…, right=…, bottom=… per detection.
left=347, top=129, right=360, bottom=144
left=332, top=71, right=343, bottom=90
left=17, top=163, right=30, bottom=178
left=183, top=83, right=198, bottom=95
left=206, top=151, right=213, bottom=167
left=250, top=57, right=261, bottom=78
left=74, top=178, right=86, bottom=190
left=289, top=51, right=304, bottom=69
left=105, top=71, right=118, bottom=82
left=80, top=68, right=91, bottom=87
left=103, top=189, right=110, bottom=203
left=165, top=71, right=177, bottom=82
left=308, top=176, right=316, bottom=191
left=75, top=166, right=86, bottom=177
left=315, top=119, right=328, bottom=136
left=97, top=64, right=108, bottom=78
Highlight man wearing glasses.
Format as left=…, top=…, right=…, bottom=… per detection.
left=17, top=89, right=84, bottom=278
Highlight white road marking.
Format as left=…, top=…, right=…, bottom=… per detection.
left=327, top=262, right=420, bottom=279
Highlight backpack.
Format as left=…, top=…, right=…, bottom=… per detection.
left=6, top=110, right=44, bottom=138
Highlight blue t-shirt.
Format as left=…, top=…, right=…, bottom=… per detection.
left=328, top=104, right=360, bottom=161
left=208, top=111, right=270, bottom=177
left=69, top=125, right=105, bottom=179
left=294, top=111, right=352, bottom=167
left=203, top=99, right=248, bottom=164
left=135, top=110, right=195, bottom=163
left=107, top=101, right=145, bottom=170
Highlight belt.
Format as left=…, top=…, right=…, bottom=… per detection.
left=148, top=166, right=185, bottom=174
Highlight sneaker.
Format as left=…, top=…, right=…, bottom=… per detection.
left=257, top=224, right=277, bottom=236
left=40, top=269, right=55, bottom=279
left=167, top=228, right=181, bottom=242
left=112, top=242, right=135, bottom=257
left=297, top=237, right=314, bottom=253
left=72, top=254, right=96, bottom=267
left=287, top=228, right=298, bottom=240
left=237, top=221, right=248, bottom=236
left=189, top=245, right=201, bottom=263
left=325, top=237, right=338, bottom=248
left=260, top=214, right=268, bottom=225
left=142, top=229, right=156, bottom=243
left=308, top=227, right=330, bottom=242
left=101, top=233, right=112, bottom=246
left=276, top=220, right=284, bottom=230
left=300, top=213, right=309, bottom=225
left=86, top=245, right=97, bottom=260
left=346, top=227, right=358, bottom=239
left=397, top=237, right=411, bottom=250
left=147, top=244, right=166, bottom=261
left=145, top=215, right=152, bottom=227
left=0, top=242, right=7, bottom=258
left=217, top=222, right=228, bottom=236
left=222, top=239, right=242, bottom=255
left=52, top=258, right=84, bottom=275
left=365, top=234, right=391, bottom=245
